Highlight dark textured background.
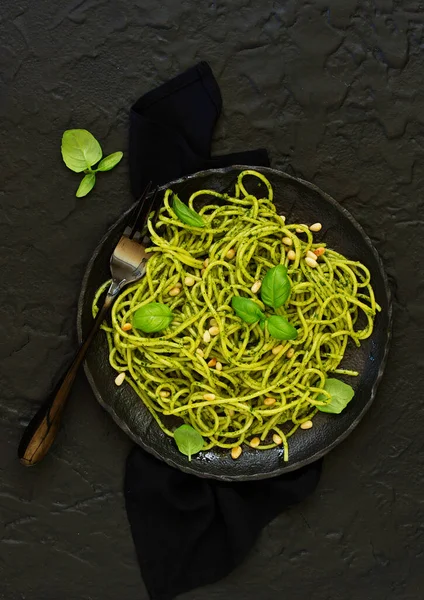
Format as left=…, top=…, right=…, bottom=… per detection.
left=1, top=1, right=423, bottom=599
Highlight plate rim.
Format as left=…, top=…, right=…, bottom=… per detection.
left=77, top=165, right=393, bottom=481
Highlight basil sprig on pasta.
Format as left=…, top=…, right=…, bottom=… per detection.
left=231, top=265, right=296, bottom=340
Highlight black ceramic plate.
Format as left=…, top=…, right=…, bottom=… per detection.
left=77, top=166, right=392, bottom=481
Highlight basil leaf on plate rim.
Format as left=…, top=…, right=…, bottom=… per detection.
left=316, top=378, right=355, bottom=414
left=172, top=194, right=205, bottom=228
left=174, top=424, right=204, bottom=461
left=133, top=302, right=173, bottom=333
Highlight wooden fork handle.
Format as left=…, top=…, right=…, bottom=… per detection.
left=18, top=297, right=113, bottom=466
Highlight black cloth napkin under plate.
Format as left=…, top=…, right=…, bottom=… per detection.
left=125, top=61, right=322, bottom=600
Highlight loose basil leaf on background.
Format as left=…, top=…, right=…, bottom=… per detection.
left=231, top=296, right=265, bottom=325
left=267, top=315, right=297, bottom=340
left=133, top=302, right=173, bottom=333
left=61, top=129, right=102, bottom=172
left=96, top=151, right=123, bottom=172
left=172, top=194, right=205, bottom=227
left=174, top=424, right=204, bottom=461
left=261, top=264, right=291, bottom=309
left=316, top=378, right=355, bottom=414
left=75, top=173, right=96, bottom=198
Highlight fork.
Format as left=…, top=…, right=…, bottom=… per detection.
left=18, top=183, right=160, bottom=466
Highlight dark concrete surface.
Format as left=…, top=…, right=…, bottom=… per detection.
left=1, top=1, right=423, bottom=599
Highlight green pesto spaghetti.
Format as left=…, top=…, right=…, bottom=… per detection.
left=92, top=170, right=380, bottom=462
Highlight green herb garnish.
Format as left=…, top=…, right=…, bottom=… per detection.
left=231, top=297, right=265, bottom=325
left=316, top=379, right=355, bottom=414
left=261, top=264, right=291, bottom=309
left=61, top=129, right=123, bottom=197
left=174, top=424, right=204, bottom=461
left=266, top=315, right=298, bottom=340
left=172, top=194, right=205, bottom=227
left=133, top=302, right=173, bottom=333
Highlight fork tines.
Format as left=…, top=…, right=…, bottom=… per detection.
left=125, top=182, right=160, bottom=240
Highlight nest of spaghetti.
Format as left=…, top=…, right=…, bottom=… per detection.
left=93, top=170, right=380, bottom=461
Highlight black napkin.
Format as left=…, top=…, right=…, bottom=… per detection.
left=125, top=62, right=322, bottom=600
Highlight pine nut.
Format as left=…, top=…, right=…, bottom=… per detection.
left=184, top=276, right=195, bottom=286
left=209, top=318, right=218, bottom=327
left=203, top=393, right=216, bottom=401
left=280, top=215, right=286, bottom=222
left=305, top=257, right=318, bottom=268
left=287, top=250, right=296, bottom=261
left=273, top=434, right=283, bottom=445
left=115, top=372, right=126, bottom=386
left=301, top=420, right=313, bottom=430
left=122, top=323, right=132, bottom=332
left=264, top=397, right=276, bottom=406
left=228, top=409, right=235, bottom=417
left=208, top=357, right=217, bottom=367
left=231, top=446, right=242, bottom=459
left=201, top=268, right=206, bottom=276
left=272, top=345, right=284, bottom=355
left=250, top=437, right=261, bottom=448
left=209, top=326, right=220, bottom=336
left=175, top=282, right=182, bottom=288
left=314, top=247, right=325, bottom=257
left=203, top=330, right=211, bottom=343
left=215, top=361, right=223, bottom=371
left=196, top=348, right=204, bottom=357
left=203, top=258, right=210, bottom=268
left=169, top=286, right=181, bottom=296
left=226, top=248, right=236, bottom=259
left=310, top=222, right=322, bottom=232
left=159, top=390, right=170, bottom=398
left=296, top=228, right=304, bottom=233
left=251, top=280, right=262, bottom=294
left=306, top=250, right=318, bottom=260
left=286, top=348, right=294, bottom=359
left=282, top=236, right=293, bottom=246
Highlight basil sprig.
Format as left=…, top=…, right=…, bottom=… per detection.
left=133, top=302, right=173, bottom=333
left=231, top=297, right=265, bottom=325
left=61, top=129, right=123, bottom=197
left=266, top=315, right=298, bottom=340
left=261, top=264, right=291, bottom=309
left=174, top=424, right=204, bottom=460
left=172, top=194, right=205, bottom=227
left=316, top=379, right=355, bottom=414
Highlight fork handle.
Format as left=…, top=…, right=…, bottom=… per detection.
left=18, top=293, right=115, bottom=466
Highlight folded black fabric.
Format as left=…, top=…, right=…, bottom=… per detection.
left=129, top=61, right=268, bottom=198
left=125, top=61, right=322, bottom=600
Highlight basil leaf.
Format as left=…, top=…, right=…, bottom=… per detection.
left=174, top=424, right=204, bottom=461
left=96, top=151, right=123, bottom=172
left=172, top=194, right=205, bottom=228
left=267, top=315, right=297, bottom=340
left=261, top=264, right=291, bottom=309
left=231, top=296, right=265, bottom=325
left=61, top=129, right=102, bottom=172
left=133, top=302, right=173, bottom=333
left=75, top=173, right=96, bottom=197
left=316, top=378, right=355, bottom=414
